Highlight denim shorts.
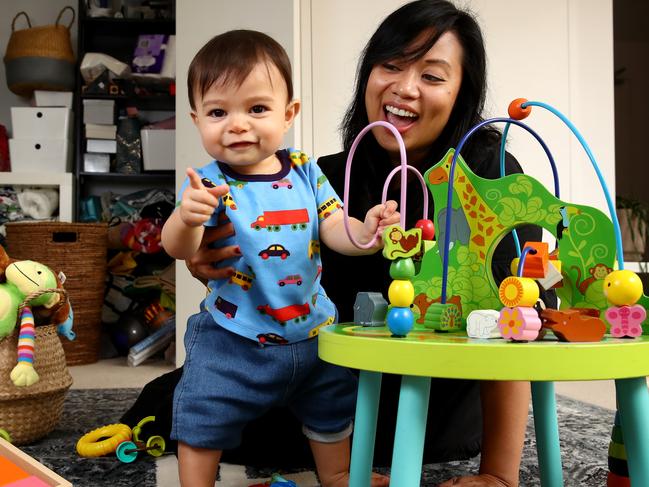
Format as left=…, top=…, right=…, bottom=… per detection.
left=171, top=311, right=358, bottom=449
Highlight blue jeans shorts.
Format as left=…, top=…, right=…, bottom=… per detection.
left=171, top=311, right=358, bottom=450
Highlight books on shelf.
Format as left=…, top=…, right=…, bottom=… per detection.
left=86, top=138, right=117, bottom=154
left=85, top=123, right=116, bottom=139
left=128, top=316, right=175, bottom=367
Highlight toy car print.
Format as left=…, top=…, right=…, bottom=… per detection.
left=256, top=333, right=289, bottom=345
left=258, top=244, right=290, bottom=260
left=271, top=178, right=293, bottom=189
left=278, top=274, right=302, bottom=286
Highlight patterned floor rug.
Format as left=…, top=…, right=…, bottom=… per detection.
left=14, top=389, right=614, bottom=486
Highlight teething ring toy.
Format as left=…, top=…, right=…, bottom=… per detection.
left=76, top=423, right=132, bottom=458
left=0, top=428, right=12, bottom=443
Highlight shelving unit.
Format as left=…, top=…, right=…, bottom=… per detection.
left=0, top=172, right=74, bottom=222
left=73, top=0, right=176, bottom=220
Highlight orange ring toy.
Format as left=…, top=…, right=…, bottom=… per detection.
left=76, top=423, right=132, bottom=458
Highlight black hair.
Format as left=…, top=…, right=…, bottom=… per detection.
left=187, top=29, right=293, bottom=110
left=342, top=0, right=498, bottom=173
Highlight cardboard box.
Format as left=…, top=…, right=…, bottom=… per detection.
left=11, top=107, right=72, bottom=139
left=84, top=153, right=111, bottom=172
left=33, top=90, right=74, bottom=108
left=83, top=99, right=115, bottom=125
left=87, top=139, right=117, bottom=154
left=141, top=129, right=175, bottom=170
left=9, top=138, right=71, bottom=172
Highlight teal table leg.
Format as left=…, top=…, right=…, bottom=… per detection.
left=531, top=381, right=564, bottom=487
left=615, top=377, right=649, bottom=486
left=389, top=376, right=431, bottom=487
left=350, top=371, right=382, bottom=487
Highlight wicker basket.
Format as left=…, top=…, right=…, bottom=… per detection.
left=0, top=289, right=73, bottom=446
left=3, top=7, right=76, bottom=97
left=6, top=222, right=108, bottom=365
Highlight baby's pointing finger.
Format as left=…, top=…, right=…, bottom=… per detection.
left=187, top=167, right=204, bottom=190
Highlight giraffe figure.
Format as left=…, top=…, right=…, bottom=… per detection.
left=427, top=151, right=504, bottom=261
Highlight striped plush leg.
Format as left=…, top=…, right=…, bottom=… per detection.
left=10, top=306, right=40, bottom=387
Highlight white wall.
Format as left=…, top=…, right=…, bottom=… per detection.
left=0, top=1, right=78, bottom=136
left=175, top=0, right=615, bottom=364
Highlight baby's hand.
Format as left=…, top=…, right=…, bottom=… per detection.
left=180, top=168, right=230, bottom=227
left=363, top=200, right=400, bottom=245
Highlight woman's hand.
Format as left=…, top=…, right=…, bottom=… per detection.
left=184, top=224, right=239, bottom=285
left=437, top=474, right=512, bottom=487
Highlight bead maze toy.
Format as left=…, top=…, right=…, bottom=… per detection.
left=340, top=98, right=648, bottom=487
left=0, top=437, right=71, bottom=487
left=343, top=99, right=647, bottom=340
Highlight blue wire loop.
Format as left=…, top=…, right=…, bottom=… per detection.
left=521, top=100, right=624, bottom=270
left=499, top=123, right=522, bottom=257
left=517, top=246, right=538, bottom=278
left=441, top=118, right=556, bottom=303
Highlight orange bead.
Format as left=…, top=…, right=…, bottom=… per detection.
left=508, top=98, right=531, bottom=120
left=499, top=276, right=539, bottom=308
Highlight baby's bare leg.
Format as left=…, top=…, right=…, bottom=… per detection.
left=177, top=441, right=222, bottom=487
left=309, top=437, right=389, bottom=487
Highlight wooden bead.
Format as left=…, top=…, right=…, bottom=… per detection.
left=604, top=270, right=643, bottom=307
left=389, top=258, right=416, bottom=280
left=388, top=279, right=415, bottom=307
left=508, top=98, right=531, bottom=120
left=386, top=306, right=414, bottom=336
left=499, top=276, right=539, bottom=308
left=498, top=306, right=542, bottom=341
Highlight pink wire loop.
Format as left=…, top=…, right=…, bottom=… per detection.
left=343, top=121, right=429, bottom=249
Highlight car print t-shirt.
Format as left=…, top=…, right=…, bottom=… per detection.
left=177, top=149, right=341, bottom=344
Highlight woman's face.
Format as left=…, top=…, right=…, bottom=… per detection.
left=365, top=31, right=464, bottom=165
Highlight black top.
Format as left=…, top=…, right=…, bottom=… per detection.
left=316, top=140, right=553, bottom=465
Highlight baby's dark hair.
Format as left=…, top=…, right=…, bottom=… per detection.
left=187, top=29, right=293, bottom=110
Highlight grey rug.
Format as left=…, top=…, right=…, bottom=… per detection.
left=18, top=389, right=613, bottom=486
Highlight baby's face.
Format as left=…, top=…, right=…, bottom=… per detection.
left=191, top=61, right=298, bottom=175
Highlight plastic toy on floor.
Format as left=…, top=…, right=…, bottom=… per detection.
left=249, top=473, right=298, bottom=487
left=76, top=416, right=166, bottom=463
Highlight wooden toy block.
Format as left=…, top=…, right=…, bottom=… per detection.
left=520, top=241, right=549, bottom=278
left=353, top=292, right=388, bottom=327
left=382, top=225, right=421, bottom=260
left=5, top=476, right=52, bottom=487
left=606, top=305, right=646, bottom=338
left=608, top=456, right=629, bottom=478
left=0, top=438, right=71, bottom=487
left=466, top=309, right=500, bottom=338
left=498, top=307, right=542, bottom=341
left=540, top=308, right=606, bottom=342
left=538, top=260, right=563, bottom=290
left=423, top=302, right=462, bottom=331
left=498, top=276, right=539, bottom=308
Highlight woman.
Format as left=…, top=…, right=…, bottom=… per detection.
left=133, top=1, right=551, bottom=485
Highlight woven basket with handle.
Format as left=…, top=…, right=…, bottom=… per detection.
left=0, top=288, right=73, bottom=445
left=3, top=6, right=76, bottom=96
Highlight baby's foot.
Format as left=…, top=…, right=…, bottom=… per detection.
left=437, top=474, right=511, bottom=487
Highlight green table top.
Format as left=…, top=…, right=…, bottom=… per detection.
left=318, top=324, right=649, bottom=381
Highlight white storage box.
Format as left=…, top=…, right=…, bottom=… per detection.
left=11, top=107, right=72, bottom=139
left=33, top=90, right=74, bottom=108
left=9, top=138, right=71, bottom=172
left=141, top=129, right=175, bottom=170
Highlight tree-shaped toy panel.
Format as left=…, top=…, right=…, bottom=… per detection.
left=412, top=149, right=648, bottom=332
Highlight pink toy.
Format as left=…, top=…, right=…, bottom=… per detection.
left=605, top=305, right=646, bottom=338
left=498, top=307, right=542, bottom=341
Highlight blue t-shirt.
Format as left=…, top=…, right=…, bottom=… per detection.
left=178, top=149, right=341, bottom=344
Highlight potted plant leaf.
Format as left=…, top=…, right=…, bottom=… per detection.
left=616, top=195, right=649, bottom=262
